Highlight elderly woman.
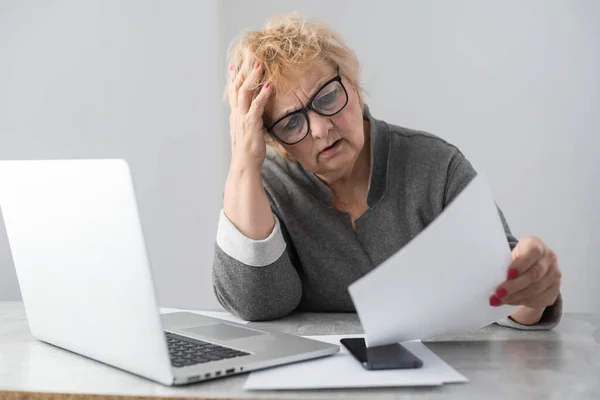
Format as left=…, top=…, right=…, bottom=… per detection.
left=212, top=13, right=562, bottom=330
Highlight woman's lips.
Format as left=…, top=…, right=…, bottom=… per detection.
left=319, top=139, right=342, bottom=157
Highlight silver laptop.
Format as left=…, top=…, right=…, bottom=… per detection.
left=0, top=159, right=339, bottom=386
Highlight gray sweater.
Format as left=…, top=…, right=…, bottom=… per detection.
left=213, top=106, right=562, bottom=329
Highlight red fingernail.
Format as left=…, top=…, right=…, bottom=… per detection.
left=508, top=269, right=519, bottom=280
left=489, top=295, right=501, bottom=307
left=496, top=288, right=508, bottom=299
left=264, top=82, right=270, bottom=89
left=255, top=62, right=260, bottom=69
left=229, top=64, right=234, bottom=71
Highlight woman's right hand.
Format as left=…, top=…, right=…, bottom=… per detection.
left=223, top=62, right=275, bottom=240
left=228, top=62, right=273, bottom=172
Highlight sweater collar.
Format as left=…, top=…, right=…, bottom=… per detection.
left=293, top=104, right=391, bottom=208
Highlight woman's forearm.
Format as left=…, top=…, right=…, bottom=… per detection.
left=223, top=164, right=275, bottom=240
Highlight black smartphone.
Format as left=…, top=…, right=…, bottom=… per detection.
left=340, top=337, right=423, bottom=370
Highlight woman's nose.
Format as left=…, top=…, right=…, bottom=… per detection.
left=308, top=112, right=333, bottom=140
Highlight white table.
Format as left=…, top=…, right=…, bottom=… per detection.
left=1, top=302, right=599, bottom=399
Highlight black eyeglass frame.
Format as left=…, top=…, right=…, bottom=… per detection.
left=265, top=66, right=349, bottom=145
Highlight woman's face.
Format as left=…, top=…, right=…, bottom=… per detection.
left=263, top=62, right=365, bottom=181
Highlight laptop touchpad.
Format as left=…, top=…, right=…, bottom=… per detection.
left=182, top=323, right=265, bottom=341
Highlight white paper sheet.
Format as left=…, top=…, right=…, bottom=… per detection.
left=159, top=308, right=249, bottom=324
left=349, top=173, right=518, bottom=347
left=244, top=334, right=467, bottom=390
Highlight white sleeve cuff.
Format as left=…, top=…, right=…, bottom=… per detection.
left=216, top=209, right=287, bottom=267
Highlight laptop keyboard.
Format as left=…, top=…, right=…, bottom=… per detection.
left=165, top=332, right=250, bottom=368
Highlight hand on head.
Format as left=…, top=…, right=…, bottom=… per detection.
left=228, top=61, right=272, bottom=172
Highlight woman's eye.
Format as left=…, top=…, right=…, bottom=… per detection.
left=284, top=115, right=302, bottom=130
left=315, top=89, right=337, bottom=108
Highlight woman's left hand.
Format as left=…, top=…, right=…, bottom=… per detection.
left=490, top=236, right=562, bottom=325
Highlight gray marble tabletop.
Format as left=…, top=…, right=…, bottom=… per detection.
left=1, top=302, right=599, bottom=399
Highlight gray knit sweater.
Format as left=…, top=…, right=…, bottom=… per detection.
left=212, top=105, right=562, bottom=329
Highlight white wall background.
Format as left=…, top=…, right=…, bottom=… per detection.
left=1, top=0, right=599, bottom=313
left=0, top=0, right=226, bottom=309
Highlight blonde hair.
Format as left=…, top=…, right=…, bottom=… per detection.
left=225, top=12, right=363, bottom=108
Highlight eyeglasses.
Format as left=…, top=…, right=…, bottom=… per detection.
left=266, top=66, right=349, bottom=145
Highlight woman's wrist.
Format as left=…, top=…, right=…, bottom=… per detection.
left=229, top=156, right=263, bottom=177
left=510, top=305, right=546, bottom=326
